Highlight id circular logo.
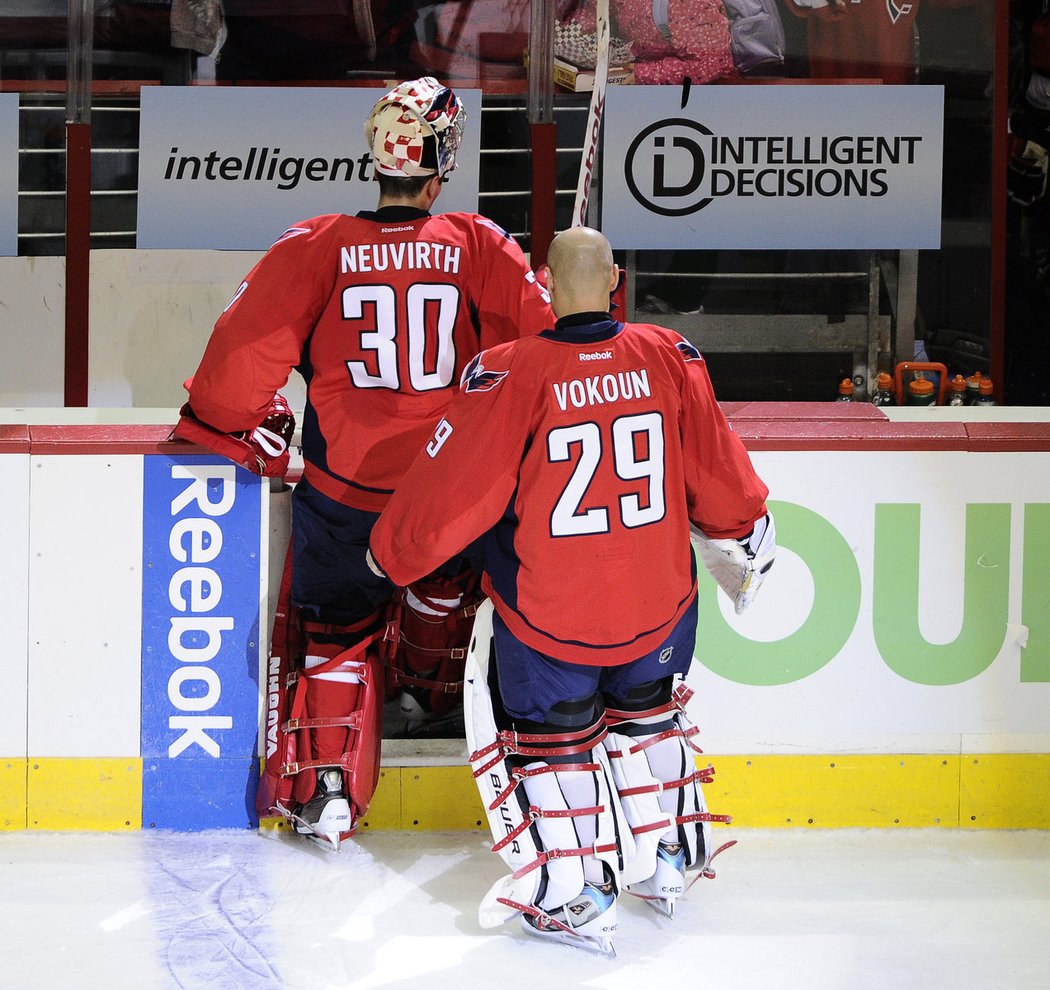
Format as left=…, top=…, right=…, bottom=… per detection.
left=625, top=118, right=714, bottom=217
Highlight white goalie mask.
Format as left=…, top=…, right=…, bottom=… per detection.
left=364, top=76, right=466, bottom=179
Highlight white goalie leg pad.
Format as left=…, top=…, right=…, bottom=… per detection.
left=604, top=730, right=671, bottom=886
left=606, top=683, right=731, bottom=884
left=464, top=601, right=622, bottom=939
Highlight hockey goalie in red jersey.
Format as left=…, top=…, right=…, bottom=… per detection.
left=176, top=76, right=554, bottom=849
left=369, top=226, right=774, bottom=956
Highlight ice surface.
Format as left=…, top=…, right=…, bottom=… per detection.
left=1, top=828, right=1048, bottom=990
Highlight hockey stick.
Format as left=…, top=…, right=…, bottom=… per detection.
left=571, top=0, right=610, bottom=228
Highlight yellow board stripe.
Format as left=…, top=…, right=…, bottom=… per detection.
left=8, top=755, right=1049, bottom=832
left=352, top=754, right=1050, bottom=832
left=1, top=758, right=28, bottom=829
left=24, top=758, right=142, bottom=831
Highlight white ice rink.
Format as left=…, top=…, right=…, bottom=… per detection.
left=1, top=827, right=1048, bottom=990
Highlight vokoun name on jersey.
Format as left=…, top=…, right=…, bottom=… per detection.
left=339, top=241, right=462, bottom=275
left=552, top=368, right=652, bottom=410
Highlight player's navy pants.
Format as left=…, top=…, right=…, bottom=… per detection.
left=491, top=601, right=698, bottom=724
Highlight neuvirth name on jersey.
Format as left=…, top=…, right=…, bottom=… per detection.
left=552, top=368, right=652, bottom=411
left=340, top=241, right=462, bottom=275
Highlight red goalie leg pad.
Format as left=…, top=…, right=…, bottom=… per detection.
left=256, top=545, right=386, bottom=825
left=390, top=571, right=483, bottom=717
left=294, top=638, right=384, bottom=819
left=258, top=546, right=305, bottom=820
left=272, top=635, right=385, bottom=823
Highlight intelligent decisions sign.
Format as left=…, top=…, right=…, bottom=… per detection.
left=137, top=87, right=482, bottom=250
left=603, top=85, right=944, bottom=250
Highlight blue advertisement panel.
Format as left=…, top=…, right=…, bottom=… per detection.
left=0, top=94, right=18, bottom=256
left=603, top=85, right=944, bottom=250
left=141, top=455, right=264, bottom=829
left=137, top=86, right=483, bottom=250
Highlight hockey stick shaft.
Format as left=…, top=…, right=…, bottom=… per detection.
left=571, top=0, right=610, bottom=227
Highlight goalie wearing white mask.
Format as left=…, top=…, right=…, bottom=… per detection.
left=369, top=226, right=773, bottom=955
left=175, top=77, right=553, bottom=849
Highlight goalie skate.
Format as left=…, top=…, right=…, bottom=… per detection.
left=606, top=682, right=733, bottom=917
left=289, top=768, right=352, bottom=851
left=625, top=840, right=686, bottom=918
left=519, top=868, right=617, bottom=958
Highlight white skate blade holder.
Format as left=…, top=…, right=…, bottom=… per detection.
left=289, top=798, right=351, bottom=852
left=520, top=916, right=617, bottom=959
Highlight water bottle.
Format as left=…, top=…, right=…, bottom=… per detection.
left=965, top=371, right=984, bottom=405
left=871, top=372, right=896, bottom=406
left=972, top=377, right=996, bottom=406
left=946, top=375, right=967, bottom=406
left=906, top=372, right=936, bottom=406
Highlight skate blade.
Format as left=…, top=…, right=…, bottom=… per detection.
left=643, top=896, right=675, bottom=919
left=520, top=918, right=616, bottom=959
left=289, top=813, right=346, bottom=852
left=301, top=828, right=342, bottom=852
left=625, top=887, right=678, bottom=918
left=625, top=886, right=676, bottom=915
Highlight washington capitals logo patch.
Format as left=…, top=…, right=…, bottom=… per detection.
left=271, top=226, right=310, bottom=246
left=461, top=353, right=509, bottom=393
left=675, top=338, right=703, bottom=362
left=886, top=0, right=913, bottom=25
left=474, top=216, right=512, bottom=241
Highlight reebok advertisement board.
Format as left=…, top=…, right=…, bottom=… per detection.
left=3, top=436, right=1048, bottom=831
left=141, top=456, right=267, bottom=828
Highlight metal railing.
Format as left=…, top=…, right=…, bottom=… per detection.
left=9, top=87, right=903, bottom=389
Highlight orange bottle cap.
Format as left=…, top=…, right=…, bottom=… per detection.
left=876, top=372, right=893, bottom=389
left=908, top=375, right=934, bottom=395
left=979, top=378, right=994, bottom=395
left=838, top=378, right=854, bottom=396
left=948, top=374, right=966, bottom=392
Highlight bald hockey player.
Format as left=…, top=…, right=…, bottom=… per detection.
left=174, top=77, right=554, bottom=849
left=368, top=226, right=774, bottom=955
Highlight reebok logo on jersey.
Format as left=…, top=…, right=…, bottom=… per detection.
left=461, top=353, right=509, bottom=394
left=380, top=225, right=416, bottom=233
left=579, top=350, right=613, bottom=362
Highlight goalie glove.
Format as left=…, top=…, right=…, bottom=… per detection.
left=692, top=511, right=775, bottom=615
left=172, top=380, right=296, bottom=479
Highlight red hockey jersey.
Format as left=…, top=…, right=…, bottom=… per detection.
left=187, top=207, right=554, bottom=511
left=370, top=316, right=769, bottom=666
left=784, top=0, right=920, bottom=84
